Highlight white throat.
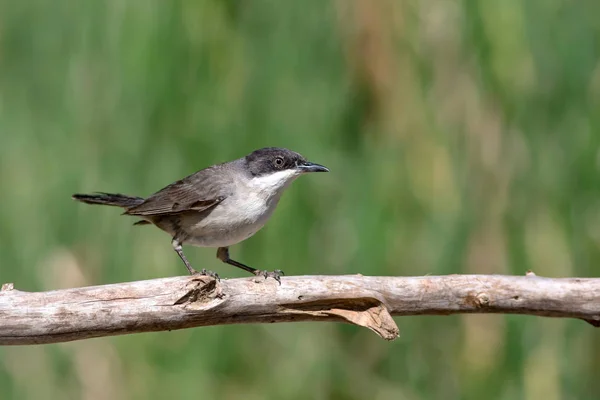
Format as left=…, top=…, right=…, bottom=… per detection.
left=247, top=169, right=299, bottom=197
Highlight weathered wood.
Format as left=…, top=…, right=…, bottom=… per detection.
left=1, top=274, right=599, bottom=345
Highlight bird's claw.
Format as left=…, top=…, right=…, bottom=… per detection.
left=196, top=268, right=220, bottom=281
left=255, top=269, right=284, bottom=284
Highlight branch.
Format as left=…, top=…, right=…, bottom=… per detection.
left=1, top=273, right=599, bottom=345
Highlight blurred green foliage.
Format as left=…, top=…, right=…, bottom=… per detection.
left=1, top=1, right=600, bottom=399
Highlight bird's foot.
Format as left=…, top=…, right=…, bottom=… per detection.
left=192, top=268, right=220, bottom=281
left=253, top=269, right=284, bottom=285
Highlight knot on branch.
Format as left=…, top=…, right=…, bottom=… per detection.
left=173, top=276, right=222, bottom=306
left=1, top=283, right=14, bottom=292
left=464, top=292, right=491, bottom=308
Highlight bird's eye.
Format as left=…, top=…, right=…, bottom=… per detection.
left=273, top=157, right=284, bottom=168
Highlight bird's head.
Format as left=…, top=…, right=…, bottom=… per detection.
left=244, top=147, right=329, bottom=193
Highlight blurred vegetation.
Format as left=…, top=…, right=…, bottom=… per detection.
left=1, top=0, right=600, bottom=399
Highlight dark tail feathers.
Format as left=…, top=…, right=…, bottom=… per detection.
left=72, top=192, right=145, bottom=208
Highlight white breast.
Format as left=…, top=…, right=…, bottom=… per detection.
left=181, top=169, right=299, bottom=247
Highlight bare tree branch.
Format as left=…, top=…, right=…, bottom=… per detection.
left=1, top=274, right=599, bottom=345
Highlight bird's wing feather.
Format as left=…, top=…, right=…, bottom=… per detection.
left=124, top=166, right=229, bottom=216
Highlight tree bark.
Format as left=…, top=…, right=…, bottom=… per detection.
left=1, top=273, right=599, bottom=345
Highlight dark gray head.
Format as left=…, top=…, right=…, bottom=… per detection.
left=245, top=147, right=329, bottom=177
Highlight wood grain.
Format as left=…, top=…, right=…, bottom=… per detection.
left=1, top=274, right=599, bottom=345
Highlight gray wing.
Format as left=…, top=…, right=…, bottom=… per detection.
left=124, top=166, right=229, bottom=216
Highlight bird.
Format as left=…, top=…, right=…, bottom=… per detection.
left=72, top=147, right=329, bottom=282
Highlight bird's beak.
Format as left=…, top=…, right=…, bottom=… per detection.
left=297, top=161, right=329, bottom=173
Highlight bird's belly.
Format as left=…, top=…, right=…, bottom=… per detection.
left=183, top=220, right=266, bottom=247
left=180, top=195, right=276, bottom=247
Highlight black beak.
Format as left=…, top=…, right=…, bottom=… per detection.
left=297, top=161, right=329, bottom=173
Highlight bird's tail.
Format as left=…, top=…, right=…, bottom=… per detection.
left=72, top=192, right=145, bottom=208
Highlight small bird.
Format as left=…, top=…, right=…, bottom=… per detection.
left=72, top=147, right=328, bottom=282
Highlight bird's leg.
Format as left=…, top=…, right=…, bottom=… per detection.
left=216, top=247, right=284, bottom=284
left=216, top=247, right=256, bottom=273
left=172, top=239, right=219, bottom=280
left=172, top=239, right=197, bottom=274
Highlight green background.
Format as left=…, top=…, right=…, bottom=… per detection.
left=1, top=1, right=599, bottom=399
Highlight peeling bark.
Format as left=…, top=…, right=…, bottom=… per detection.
left=1, top=274, right=599, bottom=345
